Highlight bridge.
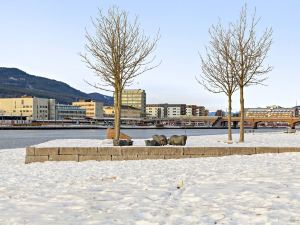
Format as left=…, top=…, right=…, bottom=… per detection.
left=221, top=117, right=300, bottom=129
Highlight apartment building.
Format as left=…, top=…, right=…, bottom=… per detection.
left=146, top=104, right=165, bottom=118
left=186, top=105, right=197, bottom=116
left=117, top=89, right=146, bottom=117
left=196, top=106, right=206, bottom=116
left=72, top=100, right=103, bottom=118
left=0, top=96, right=55, bottom=120
left=146, top=104, right=207, bottom=118
left=167, top=104, right=186, bottom=118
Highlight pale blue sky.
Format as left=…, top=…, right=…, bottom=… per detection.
left=0, top=0, right=299, bottom=111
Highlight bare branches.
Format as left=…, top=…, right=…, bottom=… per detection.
left=198, top=21, right=238, bottom=97
left=230, top=4, right=273, bottom=87
left=80, top=6, right=160, bottom=92
left=198, top=4, right=272, bottom=142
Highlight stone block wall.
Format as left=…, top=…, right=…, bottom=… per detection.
left=25, top=146, right=300, bottom=163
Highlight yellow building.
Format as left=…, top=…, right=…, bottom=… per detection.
left=114, top=89, right=146, bottom=117
left=103, top=105, right=141, bottom=118
left=72, top=100, right=103, bottom=118
left=0, top=96, right=56, bottom=120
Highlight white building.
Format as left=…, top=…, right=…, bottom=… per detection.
left=146, top=104, right=165, bottom=118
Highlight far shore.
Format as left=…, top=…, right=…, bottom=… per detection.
left=0, top=125, right=289, bottom=130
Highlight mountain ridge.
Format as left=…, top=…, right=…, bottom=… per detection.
left=0, top=67, right=113, bottom=105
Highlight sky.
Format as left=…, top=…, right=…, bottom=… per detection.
left=0, top=0, right=299, bottom=112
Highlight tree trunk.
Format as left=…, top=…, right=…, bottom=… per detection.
left=239, top=87, right=245, bottom=142
left=228, top=94, right=232, bottom=141
left=114, top=87, right=122, bottom=141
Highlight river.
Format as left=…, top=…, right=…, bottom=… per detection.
left=0, top=128, right=290, bottom=149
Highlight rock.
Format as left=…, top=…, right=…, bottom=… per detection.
left=152, top=135, right=168, bottom=146
left=168, top=135, right=187, bottom=146
left=113, top=139, right=133, bottom=146
left=107, top=128, right=131, bottom=140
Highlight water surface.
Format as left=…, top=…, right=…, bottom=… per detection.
left=0, top=128, right=287, bottom=149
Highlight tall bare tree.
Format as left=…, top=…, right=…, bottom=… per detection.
left=81, top=7, right=159, bottom=142
left=198, top=23, right=238, bottom=142
left=229, top=5, right=273, bottom=142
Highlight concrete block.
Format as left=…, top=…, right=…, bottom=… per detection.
left=49, top=155, right=79, bottom=162
left=137, top=155, right=165, bottom=160
left=204, top=147, right=230, bottom=156
left=278, top=147, right=300, bottom=153
left=230, top=147, right=256, bottom=155
left=183, top=147, right=206, bottom=155
left=59, top=147, right=97, bottom=155
left=77, top=147, right=98, bottom=155
left=79, top=155, right=112, bottom=161
left=164, top=155, right=190, bottom=159
left=112, top=155, right=138, bottom=161
left=122, top=147, right=148, bottom=155
left=98, top=147, right=122, bottom=156
left=256, top=147, right=278, bottom=154
left=148, top=147, right=183, bottom=155
left=35, top=147, right=58, bottom=156
left=26, top=147, right=35, bottom=156
left=25, top=156, right=48, bottom=164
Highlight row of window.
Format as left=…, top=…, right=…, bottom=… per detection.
left=58, top=111, right=86, bottom=114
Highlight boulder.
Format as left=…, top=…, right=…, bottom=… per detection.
left=168, top=135, right=187, bottom=146
left=113, top=139, right=133, bottom=146
left=152, top=135, right=168, bottom=146
left=107, top=128, right=131, bottom=140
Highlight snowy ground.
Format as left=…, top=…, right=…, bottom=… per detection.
left=35, top=132, right=300, bottom=147
left=1, top=133, right=300, bottom=224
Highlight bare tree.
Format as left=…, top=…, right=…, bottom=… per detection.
left=80, top=7, right=159, bottom=142
left=198, top=23, right=238, bottom=142
left=229, top=5, right=273, bottom=142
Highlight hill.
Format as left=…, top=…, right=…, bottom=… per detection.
left=0, top=67, right=113, bottom=105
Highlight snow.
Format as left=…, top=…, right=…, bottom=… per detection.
left=1, top=133, right=300, bottom=224
left=34, top=132, right=300, bottom=147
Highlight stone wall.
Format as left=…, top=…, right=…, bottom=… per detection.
left=25, top=146, right=300, bottom=163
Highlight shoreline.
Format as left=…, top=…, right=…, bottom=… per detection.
left=0, top=126, right=288, bottom=130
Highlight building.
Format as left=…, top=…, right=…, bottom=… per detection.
left=48, top=99, right=56, bottom=120
left=167, top=104, right=186, bottom=118
left=146, top=104, right=207, bottom=118
left=0, top=96, right=55, bottom=120
left=146, top=104, right=165, bottom=118
left=196, top=106, right=207, bottom=116
left=186, top=105, right=196, bottom=117
left=103, top=105, right=141, bottom=118
left=245, top=106, right=298, bottom=118
left=72, top=100, right=103, bottom=118
left=117, top=89, right=146, bottom=117
left=55, top=104, right=86, bottom=120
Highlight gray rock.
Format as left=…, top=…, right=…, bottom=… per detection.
left=113, top=139, right=133, bottom=146
left=152, top=135, right=168, bottom=146
left=168, top=135, right=187, bottom=146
